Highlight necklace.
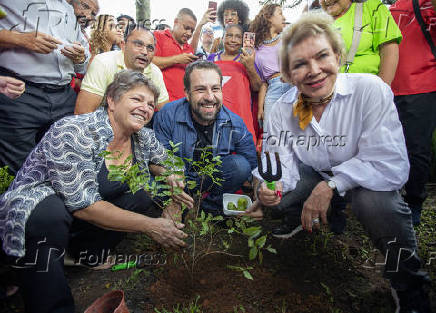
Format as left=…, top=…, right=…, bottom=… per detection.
left=301, top=90, right=334, bottom=107
left=263, top=33, right=281, bottom=45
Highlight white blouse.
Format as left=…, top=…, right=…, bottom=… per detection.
left=253, top=73, right=409, bottom=194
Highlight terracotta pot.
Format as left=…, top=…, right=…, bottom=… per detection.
left=84, top=290, right=129, bottom=313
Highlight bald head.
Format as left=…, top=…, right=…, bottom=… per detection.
left=69, top=0, right=100, bottom=31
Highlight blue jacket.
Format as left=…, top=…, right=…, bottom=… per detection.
left=153, top=98, right=257, bottom=172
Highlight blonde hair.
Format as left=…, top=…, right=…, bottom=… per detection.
left=280, top=12, right=345, bottom=83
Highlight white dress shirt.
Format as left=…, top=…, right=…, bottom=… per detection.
left=253, top=73, right=410, bottom=194
left=0, top=0, right=89, bottom=84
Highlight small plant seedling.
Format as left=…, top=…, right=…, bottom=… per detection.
left=227, top=265, right=254, bottom=280
left=105, top=142, right=276, bottom=283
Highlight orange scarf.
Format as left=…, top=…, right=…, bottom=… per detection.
left=293, top=94, right=312, bottom=130
left=292, top=92, right=335, bottom=130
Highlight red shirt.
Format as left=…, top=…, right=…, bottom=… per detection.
left=215, top=60, right=256, bottom=144
left=154, top=29, right=194, bottom=101
left=390, top=0, right=436, bottom=95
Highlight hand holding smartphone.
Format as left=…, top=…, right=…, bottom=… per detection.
left=208, top=1, right=217, bottom=22
left=243, top=32, right=255, bottom=55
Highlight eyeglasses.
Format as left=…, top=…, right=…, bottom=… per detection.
left=128, top=40, right=155, bottom=52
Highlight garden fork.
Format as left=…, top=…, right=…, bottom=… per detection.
left=257, top=151, right=282, bottom=198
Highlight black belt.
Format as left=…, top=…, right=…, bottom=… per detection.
left=0, top=67, right=70, bottom=93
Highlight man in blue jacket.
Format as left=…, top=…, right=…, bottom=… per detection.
left=154, top=60, right=257, bottom=215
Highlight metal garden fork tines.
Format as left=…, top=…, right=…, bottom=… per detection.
left=257, top=151, right=282, bottom=198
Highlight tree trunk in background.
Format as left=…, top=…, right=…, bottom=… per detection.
left=136, top=0, right=150, bottom=24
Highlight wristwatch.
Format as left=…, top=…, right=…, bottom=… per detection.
left=327, top=180, right=337, bottom=190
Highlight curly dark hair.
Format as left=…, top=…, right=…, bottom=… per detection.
left=249, top=4, right=280, bottom=48
left=90, top=15, right=115, bottom=55
left=217, top=0, right=250, bottom=27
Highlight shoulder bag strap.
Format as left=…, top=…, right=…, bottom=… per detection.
left=345, top=2, right=363, bottom=72
left=412, top=0, right=436, bottom=59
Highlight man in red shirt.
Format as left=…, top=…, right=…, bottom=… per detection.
left=153, top=8, right=199, bottom=101
left=390, top=0, right=436, bottom=227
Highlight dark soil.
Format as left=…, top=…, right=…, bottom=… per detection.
left=1, top=190, right=435, bottom=313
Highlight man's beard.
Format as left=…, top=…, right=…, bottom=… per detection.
left=191, top=99, right=221, bottom=125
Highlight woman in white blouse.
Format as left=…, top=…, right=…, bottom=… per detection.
left=248, top=12, right=431, bottom=313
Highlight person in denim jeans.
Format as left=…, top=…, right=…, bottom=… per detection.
left=154, top=61, right=257, bottom=216
left=250, top=4, right=292, bottom=126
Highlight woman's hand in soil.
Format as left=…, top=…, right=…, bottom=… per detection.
left=257, top=181, right=282, bottom=207
left=243, top=200, right=263, bottom=220
left=162, top=201, right=182, bottom=223
left=166, top=174, right=194, bottom=209
left=148, top=218, right=187, bottom=249
left=301, top=181, right=333, bottom=232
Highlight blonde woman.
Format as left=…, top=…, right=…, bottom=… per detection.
left=249, top=12, right=431, bottom=313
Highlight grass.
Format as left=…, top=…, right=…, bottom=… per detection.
left=415, top=195, right=436, bottom=277
left=111, top=268, right=150, bottom=291
left=154, top=296, right=202, bottom=313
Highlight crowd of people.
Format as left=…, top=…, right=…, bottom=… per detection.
left=0, top=0, right=435, bottom=312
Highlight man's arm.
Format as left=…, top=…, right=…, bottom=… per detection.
left=153, top=110, right=173, bottom=149
left=234, top=124, right=258, bottom=170
left=378, top=41, right=399, bottom=86
left=0, top=29, right=61, bottom=53
left=74, top=90, right=104, bottom=114
left=156, top=100, right=169, bottom=111
left=152, top=54, right=199, bottom=70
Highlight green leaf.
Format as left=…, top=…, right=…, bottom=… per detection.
left=187, top=180, right=197, bottom=190
left=243, top=270, right=253, bottom=280
left=222, top=240, right=230, bottom=249
left=248, top=238, right=254, bottom=247
left=243, top=226, right=261, bottom=239
left=249, top=247, right=258, bottom=260
left=201, top=221, right=209, bottom=234
left=255, top=235, right=267, bottom=249
left=266, top=246, right=277, bottom=254
left=226, top=265, right=242, bottom=271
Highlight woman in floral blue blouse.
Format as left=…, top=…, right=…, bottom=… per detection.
left=0, top=70, right=193, bottom=313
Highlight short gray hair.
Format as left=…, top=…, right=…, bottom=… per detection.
left=280, top=12, right=345, bottom=83
left=103, top=70, right=160, bottom=106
